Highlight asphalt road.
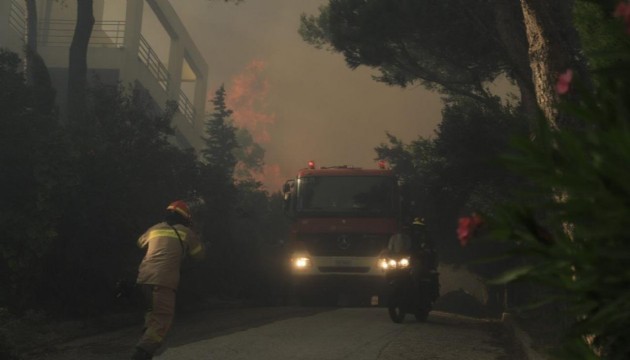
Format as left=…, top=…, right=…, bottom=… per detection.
left=26, top=307, right=523, bottom=360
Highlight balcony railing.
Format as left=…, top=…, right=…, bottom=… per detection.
left=138, top=34, right=169, bottom=94
left=6, top=1, right=197, bottom=125
left=178, top=89, right=196, bottom=125
left=38, top=19, right=126, bottom=47
left=138, top=36, right=196, bottom=124
left=9, top=0, right=26, bottom=42
left=8, top=1, right=125, bottom=48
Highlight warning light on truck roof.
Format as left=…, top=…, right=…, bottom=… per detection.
left=308, top=160, right=315, bottom=169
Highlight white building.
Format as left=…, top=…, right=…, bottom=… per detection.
left=0, top=0, right=208, bottom=150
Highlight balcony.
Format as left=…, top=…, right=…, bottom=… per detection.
left=2, top=0, right=206, bottom=147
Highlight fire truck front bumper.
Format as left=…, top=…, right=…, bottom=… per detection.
left=290, top=255, right=387, bottom=293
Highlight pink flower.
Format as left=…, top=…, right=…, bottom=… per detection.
left=615, top=2, right=630, bottom=20
left=555, top=69, right=573, bottom=95
left=614, top=2, right=630, bottom=34
left=457, top=213, right=483, bottom=247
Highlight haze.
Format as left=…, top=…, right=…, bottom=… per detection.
left=168, top=0, right=444, bottom=191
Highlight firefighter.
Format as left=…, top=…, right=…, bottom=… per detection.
left=410, top=217, right=437, bottom=271
left=131, top=200, right=206, bottom=360
left=409, top=217, right=439, bottom=302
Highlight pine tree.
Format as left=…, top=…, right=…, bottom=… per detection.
left=197, top=85, right=240, bottom=297
left=202, top=84, right=238, bottom=182
left=234, top=127, right=265, bottom=181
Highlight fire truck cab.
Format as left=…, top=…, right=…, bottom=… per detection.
left=282, top=161, right=401, bottom=306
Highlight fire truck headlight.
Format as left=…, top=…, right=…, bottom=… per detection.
left=398, top=257, right=410, bottom=268
left=379, top=258, right=398, bottom=270
left=379, top=257, right=410, bottom=271
left=378, top=258, right=389, bottom=270
left=293, top=256, right=311, bottom=269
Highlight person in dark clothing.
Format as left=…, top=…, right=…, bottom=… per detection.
left=409, top=218, right=437, bottom=270
left=409, top=217, right=439, bottom=302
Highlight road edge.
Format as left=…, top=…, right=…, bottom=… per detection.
left=502, top=312, right=548, bottom=360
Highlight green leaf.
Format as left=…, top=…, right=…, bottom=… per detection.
left=488, top=265, right=535, bottom=285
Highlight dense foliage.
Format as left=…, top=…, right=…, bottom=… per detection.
left=299, top=0, right=535, bottom=111
left=0, top=48, right=288, bottom=325
left=0, top=50, right=66, bottom=313
left=377, top=97, right=528, bottom=258
left=460, top=3, right=630, bottom=358
left=0, top=51, right=202, bottom=316
left=375, top=96, right=529, bottom=312
left=192, top=85, right=288, bottom=304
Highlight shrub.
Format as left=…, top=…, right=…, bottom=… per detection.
left=473, top=4, right=630, bottom=358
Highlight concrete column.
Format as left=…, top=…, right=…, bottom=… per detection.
left=193, top=72, right=208, bottom=126
left=120, top=0, right=143, bottom=85
left=39, top=0, right=53, bottom=46
left=167, top=37, right=184, bottom=99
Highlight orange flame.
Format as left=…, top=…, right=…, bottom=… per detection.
left=204, top=60, right=286, bottom=191
left=226, top=60, right=275, bottom=143
left=253, top=164, right=285, bottom=192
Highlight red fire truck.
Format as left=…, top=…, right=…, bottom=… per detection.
left=281, top=161, right=401, bottom=306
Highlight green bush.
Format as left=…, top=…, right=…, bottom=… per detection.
left=0, top=49, right=66, bottom=313
left=476, top=5, right=630, bottom=359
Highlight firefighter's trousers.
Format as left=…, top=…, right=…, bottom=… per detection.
left=136, top=284, right=176, bottom=355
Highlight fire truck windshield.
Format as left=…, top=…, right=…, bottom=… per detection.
left=296, top=176, right=397, bottom=216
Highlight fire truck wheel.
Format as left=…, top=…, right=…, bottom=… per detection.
left=414, top=308, right=430, bottom=322
left=388, top=304, right=406, bottom=323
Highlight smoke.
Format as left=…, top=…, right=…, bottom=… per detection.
left=253, top=164, right=285, bottom=193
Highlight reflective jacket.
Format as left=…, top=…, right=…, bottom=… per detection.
left=136, top=222, right=205, bottom=290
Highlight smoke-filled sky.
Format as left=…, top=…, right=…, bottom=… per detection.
left=169, top=0, right=444, bottom=192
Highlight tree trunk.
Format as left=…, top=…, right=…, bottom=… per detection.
left=519, top=0, right=588, bottom=129
left=25, top=0, right=37, bottom=85
left=492, top=0, right=539, bottom=128
left=67, top=0, right=94, bottom=123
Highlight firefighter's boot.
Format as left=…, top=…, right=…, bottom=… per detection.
left=131, top=347, right=153, bottom=360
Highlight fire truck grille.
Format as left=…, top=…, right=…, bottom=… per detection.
left=303, top=234, right=390, bottom=256
left=318, top=266, right=371, bottom=273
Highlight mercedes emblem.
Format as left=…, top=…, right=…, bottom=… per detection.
left=337, top=235, right=351, bottom=250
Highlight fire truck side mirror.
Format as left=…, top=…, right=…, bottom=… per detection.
left=282, top=180, right=295, bottom=216
left=282, top=181, right=292, bottom=194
